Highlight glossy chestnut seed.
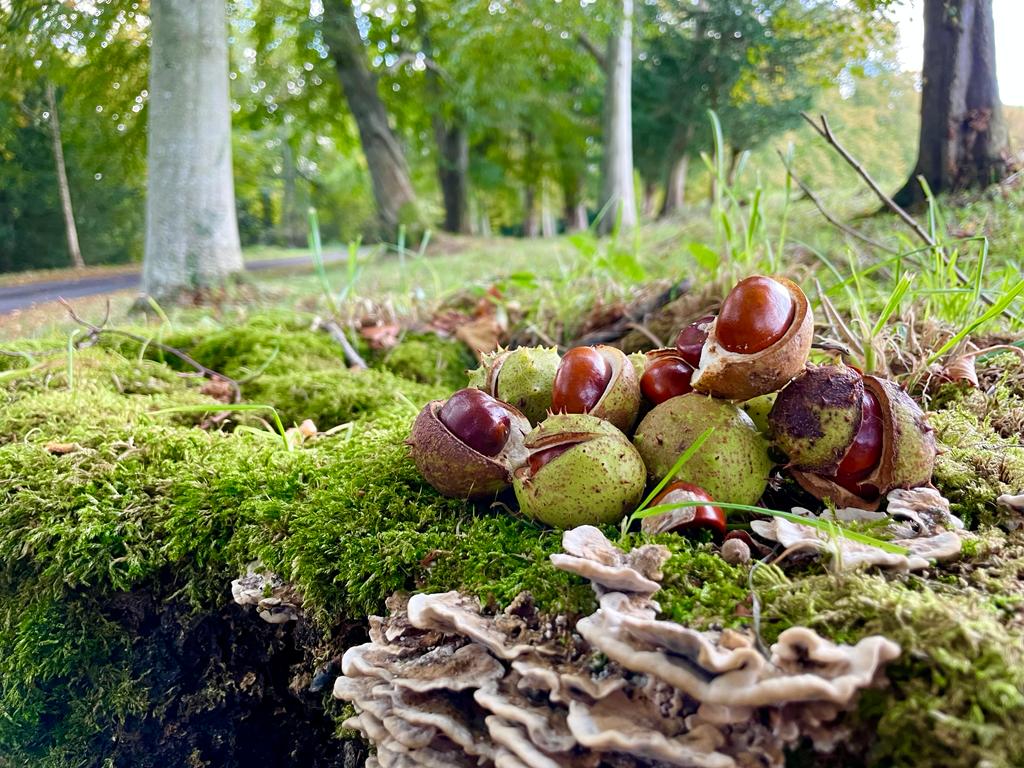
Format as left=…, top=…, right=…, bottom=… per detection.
left=551, top=347, right=612, bottom=414
left=675, top=314, right=716, bottom=367
left=716, top=276, right=795, bottom=355
left=437, top=388, right=511, bottom=457
left=640, top=354, right=694, bottom=405
left=527, top=443, right=574, bottom=474
left=835, top=389, right=884, bottom=484
left=651, top=481, right=727, bottom=537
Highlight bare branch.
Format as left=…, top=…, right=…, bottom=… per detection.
left=59, top=298, right=243, bottom=402
left=777, top=149, right=897, bottom=254
left=386, top=51, right=450, bottom=80
left=313, top=317, right=369, bottom=369
left=576, top=31, right=607, bottom=71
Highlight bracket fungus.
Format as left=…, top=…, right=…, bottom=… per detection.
left=334, top=527, right=900, bottom=768
left=231, top=563, right=302, bottom=624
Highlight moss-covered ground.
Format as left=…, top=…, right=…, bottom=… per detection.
left=3, top=316, right=1024, bottom=766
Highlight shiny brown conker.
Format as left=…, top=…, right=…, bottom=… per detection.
left=640, top=352, right=694, bottom=405
left=551, top=346, right=612, bottom=414
left=716, top=276, right=795, bottom=354
left=650, top=481, right=727, bottom=537
left=437, top=388, right=512, bottom=457
left=675, top=314, right=716, bottom=367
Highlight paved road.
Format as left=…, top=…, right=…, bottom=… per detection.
left=0, top=251, right=345, bottom=314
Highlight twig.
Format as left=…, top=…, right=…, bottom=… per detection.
left=777, top=149, right=897, bottom=254
left=59, top=298, right=242, bottom=402
left=569, top=280, right=690, bottom=348
left=801, top=113, right=936, bottom=247
left=576, top=31, right=607, bottom=71
left=314, top=317, right=368, bottom=369
left=625, top=322, right=665, bottom=349
left=800, top=112, right=1016, bottom=320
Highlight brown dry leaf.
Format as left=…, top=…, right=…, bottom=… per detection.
left=200, top=377, right=235, bottom=403
left=360, top=323, right=401, bottom=350
left=427, top=310, right=470, bottom=337
left=456, top=315, right=504, bottom=358
left=940, top=354, right=979, bottom=387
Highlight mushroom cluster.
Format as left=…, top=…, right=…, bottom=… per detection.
left=333, top=526, right=901, bottom=768
left=407, top=274, right=939, bottom=533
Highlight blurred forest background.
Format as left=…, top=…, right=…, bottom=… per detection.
left=1, top=0, right=1021, bottom=276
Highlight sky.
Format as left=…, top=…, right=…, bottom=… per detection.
left=894, top=0, right=1024, bottom=106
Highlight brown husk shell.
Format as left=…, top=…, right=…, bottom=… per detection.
left=407, top=398, right=531, bottom=499
left=791, top=376, right=936, bottom=510
left=587, top=345, right=641, bottom=433
left=691, top=276, right=813, bottom=401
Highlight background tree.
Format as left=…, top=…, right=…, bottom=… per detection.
left=143, top=0, right=242, bottom=299
left=894, top=0, right=1009, bottom=205
left=321, top=0, right=420, bottom=239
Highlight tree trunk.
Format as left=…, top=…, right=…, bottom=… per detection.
left=415, top=5, right=471, bottom=234
left=281, top=140, right=308, bottom=246
left=598, top=0, right=637, bottom=235
left=322, top=0, right=419, bottom=239
left=435, top=121, right=470, bottom=234
left=523, top=184, right=539, bottom=238
left=894, top=0, right=1009, bottom=206
left=46, top=82, right=84, bottom=269
left=641, top=179, right=657, bottom=218
left=540, top=186, right=556, bottom=238
left=562, top=174, right=588, bottom=232
left=143, top=0, right=242, bottom=299
left=660, top=154, right=689, bottom=218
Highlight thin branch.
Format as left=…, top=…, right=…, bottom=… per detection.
left=801, top=112, right=936, bottom=247
left=800, top=112, right=1016, bottom=320
left=313, top=317, right=368, bottom=369
left=59, top=298, right=242, bottom=402
left=576, top=31, right=607, bottom=71
left=777, top=149, right=897, bottom=254
left=385, top=51, right=450, bottom=80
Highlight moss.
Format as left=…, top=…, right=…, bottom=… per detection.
left=928, top=392, right=1024, bottom=527
left=243, top=367, right=444, bottom=429
left=374, top=333, right=474, bottom=391
left=763, top=568, right=1024, bottom=768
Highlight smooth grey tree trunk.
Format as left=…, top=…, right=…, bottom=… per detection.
left=598, top=0, right=637, bottom=234
left=143, top=0, right=242, bottom=299
left=46, top=82, right=84, bottom=269
left=523, top=183, right=539, bottom=238
left=895, top=0, right=1009, bottom=206
left=323, top=0, right=419, bottom=239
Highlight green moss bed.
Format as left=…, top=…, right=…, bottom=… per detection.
left=2, top=321, right=1024, bottom=767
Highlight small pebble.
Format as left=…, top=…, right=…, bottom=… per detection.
left=721, top=538, right=751, bottom=565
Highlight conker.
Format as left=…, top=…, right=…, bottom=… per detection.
left=716, top=276, right=795, bottom=354
left=643, top=481, right=726, bottom=537
left=407, top=393, right=531, bottom=499
left=834, top=389, right=883, bottom=484
left=675, top=315, right=715, bottom=367
left=549, top=345, right=641, bottom=433
left=438, top=388, right=511, bottom=457
left=690, top=276, right=813, bottom=402
left=551, top=347, right=612, bottom=414
left=640, top=350, right=694, bottom=405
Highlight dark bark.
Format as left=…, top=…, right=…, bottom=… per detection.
left=415, top=6, right=471, bottom=235
left=280, top=140, right=306, bottom=246
left=435, top=122, right=470, bottom=234
left=641, top=179, right=657, bottom=218
left=659, top=124, right=694, bottom=218
left=894, top=0, right=1009, bottom=206
left=322, top=0, right=419, bottom=239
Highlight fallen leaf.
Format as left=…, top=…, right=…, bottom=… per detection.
left=360, top=323, right=401, bottom=350
left=200, top=377, right=235, bottom=403
left=455, top=315, right=504, bottom=358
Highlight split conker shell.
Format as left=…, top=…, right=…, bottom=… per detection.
left=768, top=364, right=864, bottom=474
left=408, top=396, right=531, bottom=499
left=690, top=276, right=813, bottom=401
left=467, top=346, right=561, bottom=425
left=633, top=393, right=772, bottom=506
left=551, top=345, right=641, bottom=433
left=513, top=413, right=646, bottom=528
left=788, top=375, right=937, bottom=511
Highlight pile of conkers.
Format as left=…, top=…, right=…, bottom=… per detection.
left=407, top=275, right=937, bottom=536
